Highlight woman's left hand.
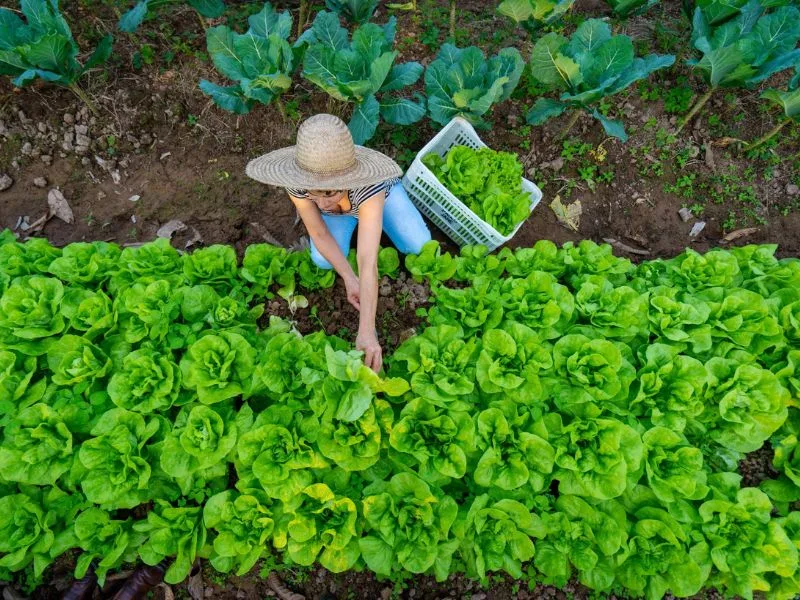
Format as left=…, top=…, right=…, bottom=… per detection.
left=356, top=330, right=383, bottom=373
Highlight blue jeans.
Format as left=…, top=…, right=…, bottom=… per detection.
left=310, top=182, right=432, bottom=269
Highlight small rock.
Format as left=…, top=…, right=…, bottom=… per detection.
left=669, top=116, right=678, bottom=125
left=472, top=594, right=487, bottom=600
left=75, top=124, right=89, bottom=136
left=787, top=183, right=799, bottom=196
left=63, top=113, right=74, bottom=125
left=0, top=173, right=13, bottom=191
left=140, top=133, right=153, bottom=146
left=97, top=191, right=106, bottom=200
left=21, top=141, right=32, bottom=155
left=0, top=119, right=6, bottom=135
left=33, top=177, right=47, bottom=188
left=75, top=133, right=91, bottom=147
left=131, top=215, right=137, bottom=224
left=63, top=131, right=74, bottom=143
left=17, top=109, right=28, bottom=123
left=48, top=188, right=74, bottom=224
left=74, top=145, right=89, bottom=156
left=111, top=170, right=121, bottom=185
left=678, top=207, right=694, bottom=222
left=160, top=151, right=172, bottom=161
left=81, top=157, right=91, bottom=166
left=40, top=154, right=52, bottom=165
left=30, top=146, right=41, bottom=158
left=37, top=122, right=47, bottom=134
left=689, top=221, right=706, bottom=238
left=11, top=160, right=19, bottom=169
left=128, top=194, right=141, bottom=202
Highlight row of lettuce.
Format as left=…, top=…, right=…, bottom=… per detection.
left=1, top=0, right=798, bottom=145
left=1, top=230, right=800, bottom=598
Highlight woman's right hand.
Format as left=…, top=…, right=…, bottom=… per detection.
left=344, top=276, right=361, bottom=311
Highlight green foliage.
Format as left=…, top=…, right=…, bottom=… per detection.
left=692, top=0, right=795, bottom=27
left=405, top=240, right=456, bottom=284
left=526, top=19, right=675, bottom=140
left=688, top=3, right=800, bottom=89
left=73, top=508, right=145, bottom=584
left=203, top=489, right=275, bottom=575
left=134, top=500, right=210, bottom=584
left=424, top=44, right=524, bottom=128
left=606, top=0, right=659, bottom=17
left=119, top=0, right=226, bottom=33
left=1, top=233, right=800, bottom=597
left=200, top=2, right=295, bottom=114
left=296, top=12, right=424, bottom=143
left=0, top=0, right=112, bottom=88
left=422, top=146, right=531, bottom=236
left=325, top=0, right=379, bottom=25
left=497, top=0, right=576, bottom=34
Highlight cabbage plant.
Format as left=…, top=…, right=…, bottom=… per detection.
left=527, top=19, right=674, bottom=140
left=425, top=44, right=524, bottom=128
left=680, top=3, right=800, bottom=132
left=497, top=0, right=575, bottom=34
left=325, top=0, right=378, bottom=24
left=0, top=0, right=112, bottom=106
left=296, top=11, right=425, bottom=143
left=200, top=2, right=295, bottom=114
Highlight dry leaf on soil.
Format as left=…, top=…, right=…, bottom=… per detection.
left=722, top=227, right=759, bottom=242
left=549, top=195, right=581, bottom=232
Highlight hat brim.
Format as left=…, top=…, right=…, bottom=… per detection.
left=246, top=145, right=403, bottom=190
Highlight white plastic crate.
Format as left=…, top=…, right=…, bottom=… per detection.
left=403, top=116, right=542, bottom=251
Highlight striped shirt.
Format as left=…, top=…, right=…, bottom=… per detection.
left=286, top=177, right=401, bottom=217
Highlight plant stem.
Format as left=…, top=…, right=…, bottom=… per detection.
left=195, top=10, right=207, bottom=32
left=561, top=110, right=581, bottom=138
left=68, top=83, right=98, bottom=117
left=676, top=88, right=714, bottom=134
left=298, top=0, right=308, bottom=39
left=744, top=119, right=789, bottom=152
left=274, top=97, right=287, bottom=122
left=449, top=0, right=456, bottom=40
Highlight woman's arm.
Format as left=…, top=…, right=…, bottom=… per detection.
left=290, top=195, right=359, bottom=289
left=354, top=191, right=385, bottom=372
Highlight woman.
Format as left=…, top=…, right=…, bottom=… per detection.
left=246, top=114, right=431, bottom=372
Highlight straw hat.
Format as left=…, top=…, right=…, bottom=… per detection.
left=246, top=114, right=402, bottom=190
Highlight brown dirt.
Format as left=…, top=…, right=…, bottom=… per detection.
left=265, top=271, right=430, bottom=353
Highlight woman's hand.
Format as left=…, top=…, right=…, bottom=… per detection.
left=344, top=276, right=361, bottom=311
left=356, top=330, right=383, bottom=373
